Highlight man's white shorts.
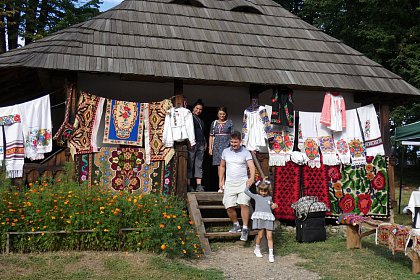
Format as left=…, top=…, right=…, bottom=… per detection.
left=222, top=180, right=251, bottom=209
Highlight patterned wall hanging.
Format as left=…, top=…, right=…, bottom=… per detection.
left=76, top=147, right=176, bottom=195
left=69, top=92, right=104, bottom=154
left=272, top=161, right=301, bottom=220
left=103, top=99, right=145, bottom=146
left=327, top=155, right=389, bottom=217
left=302, top=163, right=332, bottom=214
left=145, top=101, right=174, bottom=164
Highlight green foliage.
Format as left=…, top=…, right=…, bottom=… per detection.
left=0, top=173, right=202, bottom=258
left=2, top=0, right=102, bottom=48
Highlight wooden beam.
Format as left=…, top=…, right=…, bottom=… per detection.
left=187, top=193, right=211, bottom=254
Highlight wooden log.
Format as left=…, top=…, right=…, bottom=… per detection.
left=346, top=225, right=362, bottom=249
left=408, top=249, right=420, bottom=274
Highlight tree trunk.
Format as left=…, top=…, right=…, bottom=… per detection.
left=24, top=0, right=40, bottom=45
left=37, top=0, right=50, bottom=36
left=5, top=2, right=20, bottom=50
left=0, top=13, right=6, bottom=53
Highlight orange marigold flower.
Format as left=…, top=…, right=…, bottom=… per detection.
left=189, top=220, right=193, bottom=225
left=161, top=244, right=166, bottom=250
left=177, top=226, right=181, bottom=230
left=182, top=250, right=186, bottom=254
left=159, top=224, right=165, bottom=228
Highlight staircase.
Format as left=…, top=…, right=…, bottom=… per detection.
left=187, top=192, right=258, bottom=254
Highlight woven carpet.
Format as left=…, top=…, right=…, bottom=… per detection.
left=69, top=92, right=103, bottom=154
left=273, top=161, right=301, bottom=220
left=76, top=147, right=176, bottom=195
left=103, top=99, right=145, bottom=146
left=146, top=101, right=174, bottom=163
left=302, top=163, right=331, bottom=214
left=328, top=155, right=389, bottom=217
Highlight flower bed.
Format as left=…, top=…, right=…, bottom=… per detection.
left=0, top=178, right=202, bottom=258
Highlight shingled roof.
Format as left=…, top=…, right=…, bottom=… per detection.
left=0, top=0, right=418, bottom=95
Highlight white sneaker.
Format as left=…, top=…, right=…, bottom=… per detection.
left=254, top=249, right=263, bottom=258
left=269, top=255, right=275, bottom=263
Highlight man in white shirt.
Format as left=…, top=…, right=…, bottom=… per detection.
left=219, top=131, right=255, bottom=241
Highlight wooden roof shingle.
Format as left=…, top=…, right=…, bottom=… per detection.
left=0, top=0, right=418, bottom=95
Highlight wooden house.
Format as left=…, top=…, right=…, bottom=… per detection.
left=0, top=0, right=419, bottom=202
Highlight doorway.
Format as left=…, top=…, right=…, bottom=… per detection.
left=187, top=105, right=220, bottom=191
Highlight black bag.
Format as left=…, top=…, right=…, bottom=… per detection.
left=296, top=217, right=326, bottom=243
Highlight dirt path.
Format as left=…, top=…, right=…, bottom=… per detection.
left=185, top=242, right=320, bottom=280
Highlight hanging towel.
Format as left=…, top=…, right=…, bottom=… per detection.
left=316, top=117, right=339, bottom=166
left=69, top=92, right=104, bottom=155
left=320, top=92, right=346, bottom=132
left=242, top=105, right=273, bottom=151
left=4, top=123, right=25, bottom=178
left=299, top=112, right=321, bottom=168
left=103, top=99, right=146, bottom=146
left=268, top=127, right=294, bottom=166
left=356, top=104, right=385, bottom=156
left=339, top=109, right=366, bottom=166
left=18, top=95, right=53, bottom=160
left=0, top=105, right=24, bottom=178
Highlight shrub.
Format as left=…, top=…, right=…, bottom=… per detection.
left=0, top=174, right=202, bottom=258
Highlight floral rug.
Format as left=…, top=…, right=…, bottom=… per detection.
left=327, top=155, right=389, bottom=217
left=103, top=99, right=146, bottom=146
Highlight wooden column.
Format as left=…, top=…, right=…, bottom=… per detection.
left=175, top=142, right=188, bottom=199
left=379, top=103, right=395, bottom=207
left=173, top=79, right=188, bottom=198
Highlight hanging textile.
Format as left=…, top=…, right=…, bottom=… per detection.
left=54, top=84, right=75, bottom=146
left=338, top=109, right=366, bottom=166
left=103, top=99, right=146, bottom=146
left=272, top=161, right=301, bottom=220
left=298, top=112, right=321, bottom=168
left=271, top=87, right=294, bottom=127
left=327, top=155, right=389, bottom=217
left=0, top=106, right=24, bottom=178
left=242, top=105, right=273, bottom=151
left=145, top=100, right=175, bottom=164
left=316, top=119, right=339, bottom=166
left=18, top=95, right=53, bottom=160
left=320, top=92, right=346, bottom=132
left=302, top=164, right=332, bottom=213
left=163, top=107, right=195, bottom=147
left=75, top=147, right=176, bottom=195
left=355, top=104, right=385, bottom=156
left=69, top=92, right=104, bottom=155
left=268, top=128, right=294, bottom=166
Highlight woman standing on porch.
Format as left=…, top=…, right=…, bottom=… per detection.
left=209, top=106, right=235, bottom=190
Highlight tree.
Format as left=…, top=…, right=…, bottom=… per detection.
left=277, top=0, right=420, bottom=128
left=0, top=0, right=102, bottom=53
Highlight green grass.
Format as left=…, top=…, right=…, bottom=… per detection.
left=0, top=252, right=223, bottom=280
left=275, top=229, right=417, bottom=280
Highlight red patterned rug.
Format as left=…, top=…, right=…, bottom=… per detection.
left=302, top=164, right=332, bottom=214
left=273, top=161, right=301, bottom=220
